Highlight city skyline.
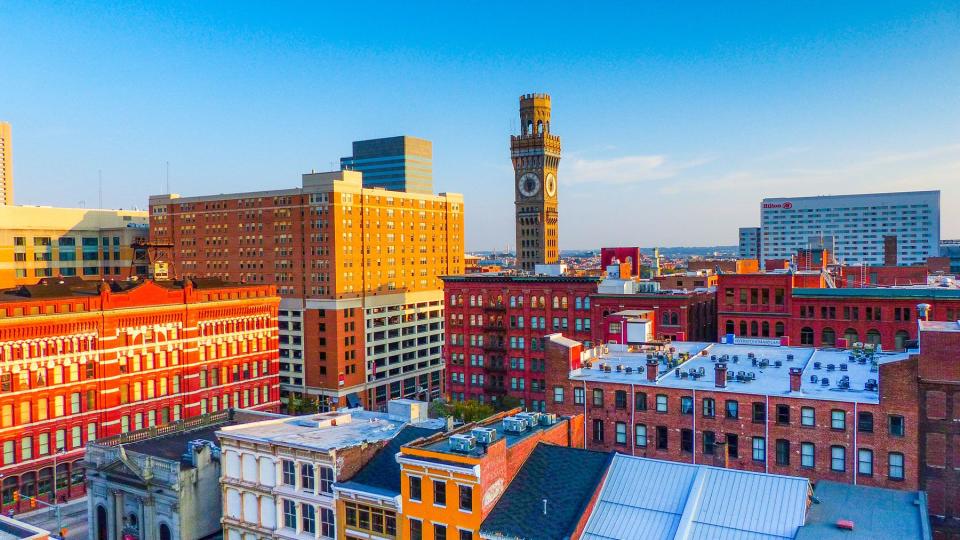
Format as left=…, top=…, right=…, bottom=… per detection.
left=1, top=2, right=958, bottom=251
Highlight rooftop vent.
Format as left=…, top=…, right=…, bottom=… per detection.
left=503, top=416, right=528, bottom=433
left=625, top=366, right=633, bottom=374
left=865, top=379, right=878, bottom=391
left=786, top=354, right=794, bottom=361
left=810, top=375, right=819, bottom=383
left=840, top=363, right=848, bottom=371
left=471, top=427, right=498, bottom=445
left=540, top=413, right=558, bottom=426
left=821, top=377, right=830, bottom=386
left=826, top=364, right=836, bottom=371
left=813, top=362, right=822, bottom=370
left=449, top=434, right=477, bottom=453
left=774, top=360, right=783, bottom=368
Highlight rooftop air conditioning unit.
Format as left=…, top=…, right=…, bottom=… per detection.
left=471, top=427, right=498, bottom=444
left=502, top=416, right=528, bottom=434
left=518, top=412, right=541, bottom=426
left=540, top=413, right=557, bottom=426
left=449, top=434, right=477, bottom=453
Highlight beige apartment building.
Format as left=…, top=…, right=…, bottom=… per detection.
left=0, top=205, right=149, bottom=288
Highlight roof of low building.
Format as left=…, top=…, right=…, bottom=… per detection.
left=796, top=481, right=931, bottom=540
left=335, top=425, right=443, bottom=498
left=919, top=320, right=960, bottom=333
left=479, top=444, right=613, bottom=540
left=793, top=286, right=960, bottom=299
left=580, top=453, right=810, bottom=540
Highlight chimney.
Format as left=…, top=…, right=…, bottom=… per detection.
left=789, top=367, right=802, bottom=392
left=646, top=358, right=659, bottom=382
left=714, top=362, right=727, bottom=388
left=917, top=303, right=932, bottom=322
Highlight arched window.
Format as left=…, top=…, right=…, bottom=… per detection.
left=96, top=506, right=108, bottom=540
left=866, top=329, right=882, bottom=346
left=822, top=327, right=836, bottom=347
left=671, top=313, right=679, bottom=326
left=750, top=321, right=759, bottom=337
left=584, top=297, right=590, bottom=309
left=761, top=321, right=770, bottom=337
left=800, top=327, right=814, bottom=345
left=844, top=328, right=859, bottom=344
left=662, top=312, right=671, bottom=325
left=740, top=321, right=747, bottom=336
left=774, top=321, right=785, bottom=337
left=895, top=330, right=909, bottom=350
left=159, top=524, right=171, bottom=540
left=725, top=320, right=735, bottom=335
left=552, top=297, right=560, bottom=309
left=509, top=296, right=516, bottom=308
left=537, top=120, right=544, bottom=134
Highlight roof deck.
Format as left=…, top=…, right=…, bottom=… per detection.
left=572, top=341, right=911, bottom=404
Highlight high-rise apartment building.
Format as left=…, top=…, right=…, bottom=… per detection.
left=0, top=122, right=12, bottom=205
left=512, top=94, right=560, bottom=271
left=341, top=136, right=433, bottom=194
left=0, top=205, right=149, bottom=288
left=149, top=169, right=464, bottom=411
left=759, top=191, right=940, bottom=266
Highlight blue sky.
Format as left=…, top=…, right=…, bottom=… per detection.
left=1, top=2, right=958, bottom=250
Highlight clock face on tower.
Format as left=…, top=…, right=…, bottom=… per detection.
left=545, top=173, right=557, bottom=197
left=518, top=172, right=541, bottom=197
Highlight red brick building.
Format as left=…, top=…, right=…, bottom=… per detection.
left=591, top=288, right=717, bottom=343
left=441, top=274, right=601, bottom=411
left=0, top=277, right=279, bottom=512
left=545, top=335, right=920, bottom=492
left=718, top=271, right=960, bottom=351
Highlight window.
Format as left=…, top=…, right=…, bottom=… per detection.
left=831, top=410, right=846, bottom=430
left=801, top=407, right=815, bottom=427
left=776, top=404, right=790, bottom=425
left=592, top=389, right=603, bottom=407
left=434, top=480, right=446, bottom=506
left=726, top=434, right=739, bottom=458
left=702, top=398, right=715, bottom=418
left=752, top=402, right=766, bottom=423
left=830, top=446, right=845, bottom=472
left=553, top=387, right=564, bottom=403
left=857, top=412, right=874, bottom=433
left=889, top=415, right=905, bottom=437
left=752, top=437, right=766, bottom=462
left=459, top=530, right=473, bottom=540
left=592, top=419, right=604, bottom=443
left=615, top=422, right=627, bottom=445
left=301, top=504, right=316, bottom=534
left=320, top=507, right=335, bottom=538
left=635, top=392, right=647, bottom=411
left=301, top=463, right=315, bottom=492
left=888, top=452, right=904, bottom=480
left=725, top=400, right=739, bottom=419
left=615, top=390, right=627, bottom=409
left=573, top=387, right=584, bottom=405
left=319, top=466, right=334, bottom=494
left=680, top=396, right=693, bottom=415
left=635, top=424, right=647, bottom=447
left=801, top=443, right=815, bottom=468
left=656, top=426, right=668, bottom=450
left=458, top=484, right=472, bottom=512
left=703, top=431, right=716, bottom=455
left=409, top=518, right=423, bottom=540
left=775, top=439, right=790, bottom=465
left=858, top=449, right=873, bottom=476
left=435, top=524, right=447, bottom=540
left=281, top=459, right=296, bottom=485
left=681, top=429, right=693, bottom=453
left=656, top=394, right=668, bottom=413
left=409, top=475, right=422, bottom=501
left=282, top=499, right=296, bottom=529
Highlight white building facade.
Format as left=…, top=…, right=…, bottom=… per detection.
left=760, top=191, right=940, bottom=266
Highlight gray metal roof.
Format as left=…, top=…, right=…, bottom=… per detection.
left=581, top=454, right=810, bottom=540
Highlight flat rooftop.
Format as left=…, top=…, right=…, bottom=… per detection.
left=573, top=341, right=910, bottom=404
left=797, top=481, right=931, bottom=540
left=919, top=320, right=960, bottom=333
left=415, top=415, right=566, bottom=458
left=217, top=409, right=443, bottom=452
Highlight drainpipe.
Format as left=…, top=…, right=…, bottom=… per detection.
left=631, top=383, right=636, bottom=454
left=765, top=395, right=770, bottom=474
left=692, top=388, right=696, bottom=465
left=583, top=380, right=587, bottom=448
left=853, top=402, right=858, bottom=486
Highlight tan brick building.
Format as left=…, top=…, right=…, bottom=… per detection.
left=149, top=169, right=464, bottom=410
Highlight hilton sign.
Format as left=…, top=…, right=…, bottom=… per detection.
left=762, top=201, right=793, bottom=209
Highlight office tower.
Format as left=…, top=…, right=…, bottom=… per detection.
left=739, top=227, right=760, bottom=259
left=341, top=136, right=433, bottom=194
left=150, top=169, right=464, bottom=411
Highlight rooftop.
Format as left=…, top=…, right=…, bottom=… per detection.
left=571, top=340, right=909, bottom=404
left=409, top=411, right=567, bottom=459
left=334, top=425, right=443, bottom=498
left=479, top=444, right=612, bottom=540
left=796, top=481, right=931, bottom=540
left=441, top=273, right=601, bottom=284
left=0, top=276, right=261, bottom=302
left=793, top=287, right=960, bottom=299
left=0, top=516, right=48, bottom=540
left=217, top=406, right=443, bottom=453
left=919, top=320, right=960, bottom=333
left=581, top=454, right=809, bottom=540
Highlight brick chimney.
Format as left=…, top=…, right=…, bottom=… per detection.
left=646, top=358, right=659, bottom=382
left=714, top=362, right=727, bottom=388
left=789, top=367, right=802, bottom=393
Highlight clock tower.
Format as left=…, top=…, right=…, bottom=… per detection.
left=512, top=93, right=560, bottom=272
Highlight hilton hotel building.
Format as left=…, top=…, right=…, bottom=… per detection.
left=149, top=169, right=464, bottom=411
left=759, top=191, right=940, bottom=266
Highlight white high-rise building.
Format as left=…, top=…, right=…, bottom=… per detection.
left=760, top=191, right=940, bottom=266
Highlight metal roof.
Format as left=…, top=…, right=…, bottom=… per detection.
left=580, top=454, right=809, bottom=540
left=796, top=481, right=931, bottom=540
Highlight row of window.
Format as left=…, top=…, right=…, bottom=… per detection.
left=280, top=499, right=334, bottom=537
left=408, top=519, right=473, bottom=540
left=408, top=475, right=472, bottom=511
left=596, top=421, right=906, bottom=479
left=566, top=388, right=906, bottom=436
left=280, top=459, right=335, bottom=495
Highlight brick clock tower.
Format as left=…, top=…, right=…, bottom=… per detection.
left=511, top=93, right=561, bottom=272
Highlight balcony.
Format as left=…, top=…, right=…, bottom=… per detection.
left=483, top=303, right=506, bottom=312
left=483, top=342, right=506, bottom=353
left=484, top=382, right=508, bottom=395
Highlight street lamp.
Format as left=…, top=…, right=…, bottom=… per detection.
left=51, top=447, right=65, bottom=536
